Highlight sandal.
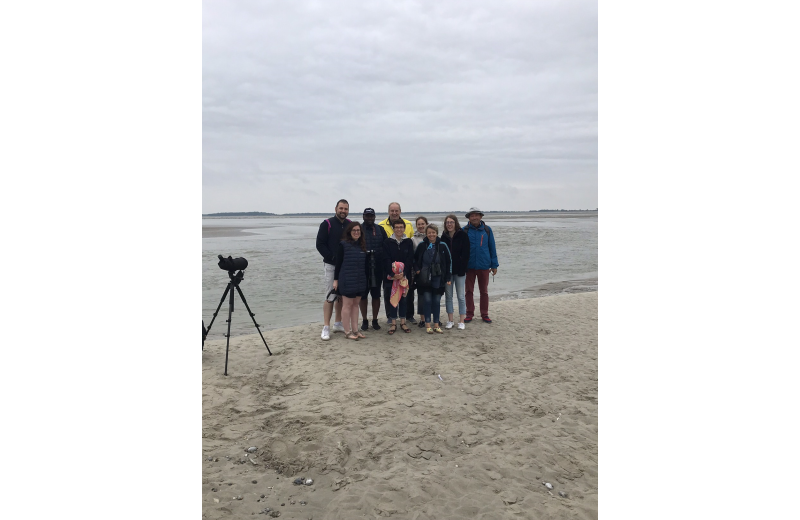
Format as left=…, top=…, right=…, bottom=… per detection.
left=433, top=327, right=444, bottom=334
left=388, top=324, right=397, bottom=335
left=356, top=331, right=366, bottom=339
left=417, top=321, right=426, bottom=328
left=345, top=331, right=359, bottom=341
left=426, top=327, right=434, bottom=334
left=400, top=323, right=411, bottom=333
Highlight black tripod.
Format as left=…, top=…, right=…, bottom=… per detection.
left=203, top=269, right=271, bottom=375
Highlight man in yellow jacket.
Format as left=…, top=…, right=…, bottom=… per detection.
left=377, top=202, right=413, bottom=238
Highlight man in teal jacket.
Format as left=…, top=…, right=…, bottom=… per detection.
left=463, top=207, right=499, bottom=323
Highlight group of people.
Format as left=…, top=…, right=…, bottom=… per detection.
left=315, top=200, right=499, bottom=341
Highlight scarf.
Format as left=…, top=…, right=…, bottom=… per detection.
left=389, top=261, right=409, bottom=307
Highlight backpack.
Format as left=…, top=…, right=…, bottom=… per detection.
left=326, top=218, right=351, bottom=232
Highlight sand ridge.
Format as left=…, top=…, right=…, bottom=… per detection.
left=202, top=292, right=598, bottom=519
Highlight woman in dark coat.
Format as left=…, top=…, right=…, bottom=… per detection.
left=382, top=220, right=415, bottom=334
left=413, top=223, right=452, bottom=334
left=441, top=214, right=470, bottom=330
left=334, top=222, right=368, bottom=340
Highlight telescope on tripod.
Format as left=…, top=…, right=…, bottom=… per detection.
left=203, top=255, right=271, bottom=375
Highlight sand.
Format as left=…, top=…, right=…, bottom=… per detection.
left=202, top=291, right=598, bottom=519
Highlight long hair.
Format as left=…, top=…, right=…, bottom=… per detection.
left=443, top=214, right=461, bottom=236
left=415, top=215, right=428, bottom=232
left=342, top=221, right=366, bottom=251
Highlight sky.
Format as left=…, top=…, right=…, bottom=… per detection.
left=202, top=0, right=597, bottom=214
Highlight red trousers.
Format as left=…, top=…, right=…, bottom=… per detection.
left=465, top=268, right=491, bottom=318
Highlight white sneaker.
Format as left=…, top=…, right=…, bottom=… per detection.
left=445, top=321, right=454, bottom=329
left=457, top=323, right=465, bottom=330
left=331, top=322, right=346, bottom=333
left=321, top=326, right=331, bottom=340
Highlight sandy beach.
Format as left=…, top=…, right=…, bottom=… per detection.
left=202, top=292, right=598, bottom=519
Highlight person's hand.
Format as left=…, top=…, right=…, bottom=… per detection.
left=446, top=281, right=451, bottom=285
left=333, top=280, right=338, bottom=290
left=394, top=273, right=403, bottom=280
left=416, top=270, right=420, bottom=275
left=491, top=268, right=497, bottom=275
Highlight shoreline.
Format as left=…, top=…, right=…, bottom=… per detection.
left=201, top=278, right=598, bottom=337
left=203, top=292, right=598, bottom=519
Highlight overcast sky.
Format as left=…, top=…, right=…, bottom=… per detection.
left=202, top=0, right=597, bottom=215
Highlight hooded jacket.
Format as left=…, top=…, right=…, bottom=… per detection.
left=441, top=228, right=471, bottom=277
left=463, top=220, right=499, bottom=270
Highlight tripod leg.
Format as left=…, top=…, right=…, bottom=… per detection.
left=234, top=285, right=272, bottom=355
left=203, top=282, right=233, bottom=350
left=224, top=281, right=235, bottom=376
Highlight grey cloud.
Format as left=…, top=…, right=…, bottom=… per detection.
left=203, top=0, right=597, bottom=213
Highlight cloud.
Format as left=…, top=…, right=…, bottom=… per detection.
left=203, top=0, right=597, bottom=213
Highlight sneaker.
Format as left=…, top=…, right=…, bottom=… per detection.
left=332, top=322, right=346, bottom=333
left=371, top=319, right=382, bottom=331
left=361, top=320, right=369, bottom=331
left=457, top=323, right=465, bottom=330
left=321, top=326, right=330, bottom=341
left=407, top=317, right=417, bottom=324
left=464, top=316, right=473, bottom=322
left=482, top=316, right=492, bottom=323
left=445, top=321, right=454, bottom=329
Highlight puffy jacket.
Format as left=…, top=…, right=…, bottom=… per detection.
left=441, top=228, right=471, bottom=276
left=362, top=221, right=388, bottom=282
left=463, top=220, right=499, bottom=270
left=334, top=240, right=367, bottom=296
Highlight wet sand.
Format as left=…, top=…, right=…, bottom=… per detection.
left=202, top=291, right=598, bottom=519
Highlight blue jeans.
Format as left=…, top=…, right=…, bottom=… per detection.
left=422, top=291, right=443, bottom=325
left=444, top=275, right=466, bottom=316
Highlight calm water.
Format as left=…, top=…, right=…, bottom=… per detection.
left=202, top=212, right=597, bottom=339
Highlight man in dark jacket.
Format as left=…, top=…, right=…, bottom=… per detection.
left=359, top=208, right=387, bottom=331
left=463, top=207, right=499, bottom=323
left=315, top=199, right=351, bottom=340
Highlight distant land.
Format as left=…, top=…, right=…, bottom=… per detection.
left=203, top=209, right=598, bottom=217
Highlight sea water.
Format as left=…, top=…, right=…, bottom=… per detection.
left=202, top=212, right=597, bottom=339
